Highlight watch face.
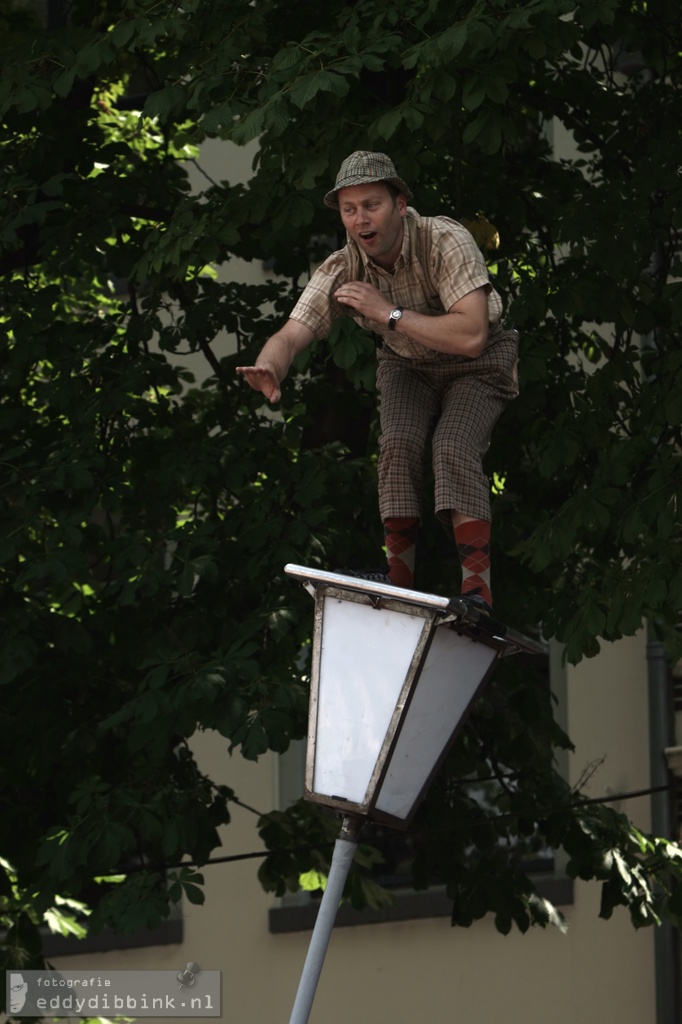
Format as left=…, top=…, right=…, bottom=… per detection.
left=391, top=309, right=402, bottom=320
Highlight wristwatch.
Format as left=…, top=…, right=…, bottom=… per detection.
left=388, top=306, right=404, bottom=331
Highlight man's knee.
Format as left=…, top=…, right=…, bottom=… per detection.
left=379, top=428, right=426, bottom=462
left=432, top=435, right=484, bottom=469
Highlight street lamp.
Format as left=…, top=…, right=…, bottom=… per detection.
left=284, top=565, right=545, bottom=1023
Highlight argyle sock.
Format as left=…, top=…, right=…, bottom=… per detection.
left=383, top=516, right=418, bottom=588
left=454, top=518, right=492, bottom=606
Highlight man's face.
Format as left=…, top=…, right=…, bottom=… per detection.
left=337, top=183, right=407, bottom=269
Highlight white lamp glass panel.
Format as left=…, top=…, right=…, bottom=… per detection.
left=374, top=626, right=497, bottom=820
left=312, top=597, right=426, bottom=805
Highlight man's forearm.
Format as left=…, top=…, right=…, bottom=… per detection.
left=237, top=319, right=315, bottom=404
left=255, top=320, right=315, bottom=383
left=255, top=333, right=295, bottom=384
left=393, top=308, right=488, bottom=358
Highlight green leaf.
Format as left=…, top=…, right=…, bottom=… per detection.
left=75, top=38, right=115, bottom=75
left=201, top=100, right=235, bottom=135
left=263, top=97, right=290, bottom=138
left=53, top=66, right=77, bottom=98
left=231, top=106, right=266, bottom=145
left=375, top=108, right=403, bottom=141
left=182, top=883, right=205, bottom=905
left=494, top=912, right=513, bottom=935
left=664, top=387, right=682, bottom=425
left=142, top=85, right=187, bottom=122
left=270, top=46, right=303, bottom=73
left=435, top=22, right=468, bottom=59
left=299, top=869, right=327, bottom=892
left=462, top=110, right=503, bottom=152
left=109, top=20, right=136, bottom=48
left=462, top=79, right=486, bottom=112
left=289, top=71, right=348, bottom=109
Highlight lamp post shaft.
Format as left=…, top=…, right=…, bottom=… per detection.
left=288, top=818, right=360, bottom=1024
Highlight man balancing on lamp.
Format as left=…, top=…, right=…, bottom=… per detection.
left=237, top=151, right=519, bottom=613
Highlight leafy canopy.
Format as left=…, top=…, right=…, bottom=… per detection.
left=1, top=0, right=682, bottom=965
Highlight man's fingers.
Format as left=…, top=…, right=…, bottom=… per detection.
left=236, top=365, right=280, bottom=403
left=236, top=365, right=269, bottom=377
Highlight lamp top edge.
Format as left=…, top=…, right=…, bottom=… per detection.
left=283, top=564, right=548, bottom=657
left=284, top=563, right=452, bottom=611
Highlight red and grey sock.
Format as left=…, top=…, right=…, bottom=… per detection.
left=454, top=518, right=492, bottom=607
left=383, top=516, right=418, bottom=588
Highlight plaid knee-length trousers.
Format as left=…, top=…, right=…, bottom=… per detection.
left=375, top=327, right=519, bottom=523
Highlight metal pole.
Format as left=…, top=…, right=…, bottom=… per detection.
left=288, top=816, right=361, bottom=1024
left=646, top=628, right=679, bottom=1024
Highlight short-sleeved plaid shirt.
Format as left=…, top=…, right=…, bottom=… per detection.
left=289, top=208, right=504, bottom=361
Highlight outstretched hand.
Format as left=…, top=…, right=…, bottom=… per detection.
left=236, top=365, right=281, bottom=404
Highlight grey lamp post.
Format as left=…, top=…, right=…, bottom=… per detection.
left=284, top=565, right=545, bottom=1024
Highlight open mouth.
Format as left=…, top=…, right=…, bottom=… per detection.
left=359, top=231, right=377, bottom=242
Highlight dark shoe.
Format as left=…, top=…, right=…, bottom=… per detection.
left=338, top=566, right=393, bottom=586
left=460, top=593, right=493, bottom=615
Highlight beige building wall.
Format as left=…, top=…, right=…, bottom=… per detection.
left=52, top=141, right=658, bottom=1023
